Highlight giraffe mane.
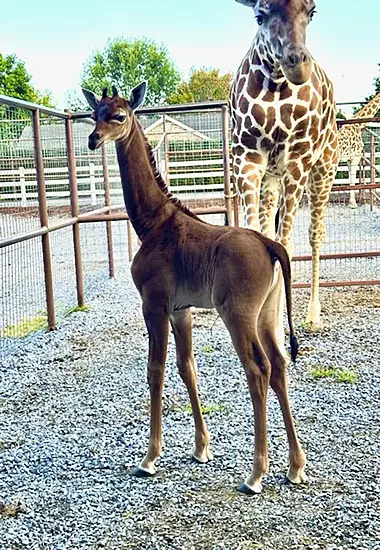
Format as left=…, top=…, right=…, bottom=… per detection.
left=136, top=118, right=204, bottom=223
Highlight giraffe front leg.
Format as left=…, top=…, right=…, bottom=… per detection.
left=131, top=307, right=169, bottom=478
left=232, top=148, right=267, bottom=230
left=347, top=159, right=359, bottom=209
left=306, top=159, right=337, bottom=330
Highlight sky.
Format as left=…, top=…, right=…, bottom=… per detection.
left=1, top=0, right=379, bottom=113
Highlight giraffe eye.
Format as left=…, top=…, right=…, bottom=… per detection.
left=309, top=9, right=317, bottom=20
left=256, top=14, right=265, bottom=26
left=113, top=114, right=126, bottom=123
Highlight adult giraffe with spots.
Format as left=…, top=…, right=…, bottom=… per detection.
left=230, top=0, right=339, bottom=330
left=338, top=91, right=380, bottom=208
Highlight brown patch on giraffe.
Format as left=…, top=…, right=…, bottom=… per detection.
left=286, top=197, right=295, bottom=211
left=309, top=125, right=319, bottom=143
left=242, top=165, right=253, bottom=174
left=302, top=155, right=313, bottom=171
left=261, top=137, right=273, bottom=151
left=311, top=72, right=319, bottom=91
left=273, top=127, right=288, bottom=143
left=286, top=183, right=297, bottom=195
left=293, top=120, right=308, bottom=140
left=265, top=107, right=276, bottom=134
left=288, top=162, right=301, bottom=180
left=241, top=131, right=259, bottom=149
left=247, top=71, right=264, bottom=99
left=232, top=133, right=239, bottom=145
left=294, top=105, right=307, bottom=120
left=235, top=157, right=242, bottom=166
left=239, top=96, right=249, bottom=115
left=237, top=77, right=246, bottom=96
left=246, top=152, right=263, bottom=164
left=280, top=104, right=293, bottom=130
left=290, top=141, right=310, bottom=157
left=232, top=145, right=244, bottom=158
left=251, top=51, right=260, bottom=66
left=242, top=58, right=250, bottom=74
left=262, top=90, right=275, bottom=102
left=245, top=117, right=253, bottom=130
left=279, top=82, right=292, bottom=101
left=310, top=94, right=318, bottom=111
left=297, top=87, right=310, bottom=103
left=236, top=114, right=243, bottom=135
left=252, top=104, right=266, bottom=127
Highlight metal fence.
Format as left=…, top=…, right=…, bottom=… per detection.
left=1, top=94, right=380, bottom=351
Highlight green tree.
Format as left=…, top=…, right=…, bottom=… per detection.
left=81, top=38, right=181, bottom=106
left=167, top=68, right=233, bottom=104
left=64, top=88, right=88, bottom=112
left=0, top=53, right=53, bottom=106
left=0, top=53, right=54, bottom=149
left=336, top=108, right=346, bottom=120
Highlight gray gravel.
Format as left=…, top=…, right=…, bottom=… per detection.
left=1, top=267, right=380, bottom=549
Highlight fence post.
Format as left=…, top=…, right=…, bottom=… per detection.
left=89, top=163, right=96, bottom=205
left=127, top=220, right=133, bottom=262
left=32, top=109, right=55, bottom=330
left=221, top=105, right=233, bottom=226
left=65, top=116, right=84, bottom=307
left=101, top=145, right=115, bottom=278
left=163, top=114, right=170, bottom=184
left=19, top=166, right=27, bottom=207
left=370, top=135, right=375, bottom=212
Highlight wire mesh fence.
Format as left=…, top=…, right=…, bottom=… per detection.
left=1, top=94, right=380, bottom=356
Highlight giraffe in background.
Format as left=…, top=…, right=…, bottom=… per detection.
left=230, top=0, right=339, bottom=331
left=338, top=91, right=380, bottom=208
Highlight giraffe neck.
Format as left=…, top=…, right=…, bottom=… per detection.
left=115, top=117, right=200, bottom=241
left=249, top=33, right=285, bottom=82
left=353, top=91, right=380, bottom=119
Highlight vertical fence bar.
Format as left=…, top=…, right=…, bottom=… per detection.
left=163, top=114, right=170, bottom=184
left=221, top=105, right=233, bottom=226
left=32, top=109, right=56, bottom=330
left=101, top=145, right=115, bottom=278
left=65, top=116, right=84, bottom=307
left=127, top=220, right=133, bottom=262
left=370, top=135, right=375, bottom=212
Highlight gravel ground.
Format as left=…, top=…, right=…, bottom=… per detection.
left=1, top=268, right=380, bottom=549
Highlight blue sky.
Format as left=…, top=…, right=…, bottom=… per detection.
left=1, top=0, right=379, bottom=111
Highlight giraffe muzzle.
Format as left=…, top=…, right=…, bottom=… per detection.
left=282, top=48, right=312, bottom=85
left=88, top=131, right=103, bottom=151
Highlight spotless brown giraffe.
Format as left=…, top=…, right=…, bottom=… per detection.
left=230, top=0, right=339, bottom=331
left=83, top=83, right=307, bottom=494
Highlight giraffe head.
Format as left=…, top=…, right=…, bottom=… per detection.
left=236, top=0, right=316, bottom=85
left=82, top=82, right=147, bottom=150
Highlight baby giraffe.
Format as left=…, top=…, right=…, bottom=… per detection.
left=83, top=83, right=307, bottom=494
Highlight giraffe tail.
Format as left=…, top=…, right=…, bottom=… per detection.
left=262, top=238, right=299, bottom=363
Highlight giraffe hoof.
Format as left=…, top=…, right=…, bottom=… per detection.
left=304, top=320, right=323, bottom=333
left=348, top=203, right=358, bottom=209
left=192, top=446, right=213, bottom=464
left=130, top=466, right=156, bottom=478
left=287, top=467, right=308, bottom=485
left=237, top=482, right=262, bottom=495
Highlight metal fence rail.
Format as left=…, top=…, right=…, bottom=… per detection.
left=1, top=94, right=380, bottom=350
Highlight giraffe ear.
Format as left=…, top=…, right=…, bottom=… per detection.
left=235, top=0, right=257, bottom=7
left=82, top=89, right=101, bottom=110
left=129, top=81, right=147, bottom=111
